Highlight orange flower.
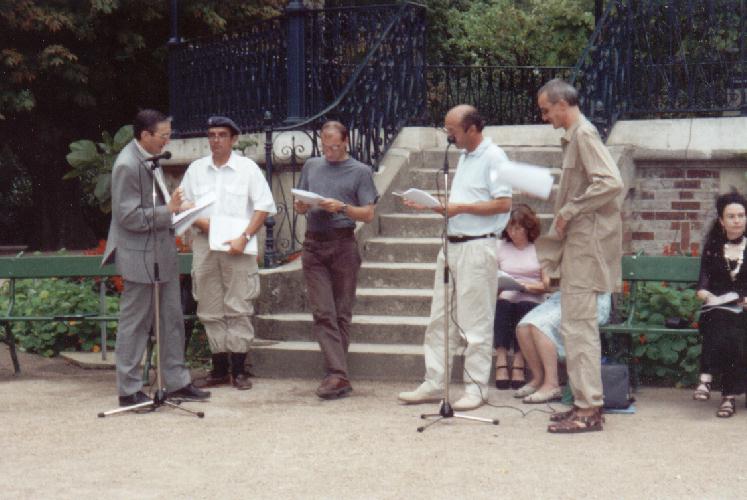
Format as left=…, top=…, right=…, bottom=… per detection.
left=639, top=335, right=647, bottom=344
left=623, top=281, right=631, bottom=295
left=110, top=276, right=124, bottom=293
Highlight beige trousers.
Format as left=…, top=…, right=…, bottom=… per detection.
left=560, top=287, right=603, bottom=409
left=422, top=238, right=498, bottom=398
left=191, top=235, right=260, bottom=353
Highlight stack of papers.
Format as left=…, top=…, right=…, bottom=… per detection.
left=173, top=192, right=215, bottom=236
left=291, top=188, right=325, bottom=206
left=209, top=215, right=258, bottom=255
left=499, top=161, right=554, bottom=200
left=392, top=188, right=441, bottom=208
left=702, top=292, right=742, bottom=313
left=497, top=270, right=527, bottom=292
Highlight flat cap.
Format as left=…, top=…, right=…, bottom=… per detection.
left=207, top=115, right=240, bottom=135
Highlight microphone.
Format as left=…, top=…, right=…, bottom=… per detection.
left=146, top=151, right=172, bottom=162
left=446, top=135, right=456, bottom=145
left=443, top=139, right=453, bottom=174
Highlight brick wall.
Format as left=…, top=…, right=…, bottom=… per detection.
left=625, top=164, right=720, bottom=255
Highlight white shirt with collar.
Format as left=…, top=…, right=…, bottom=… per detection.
left=447, top=137, right=512, bottom=236
left=180, top=151, right=277, bottom=222
left=135, top=140, right=171, bottom=204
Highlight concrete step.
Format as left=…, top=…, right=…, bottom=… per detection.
left=250, top=340, right=472, bottom=382
left=358, top=262, right=436, bottom=288
left=256, top=313, right=428, bottom=344
left=379, top=213, right=444, bottom=237
left=363, top=237, right=442, bottom=263
left=355, top=288, right=432, bottom=316
left=379, top=212, right=553, bottom=238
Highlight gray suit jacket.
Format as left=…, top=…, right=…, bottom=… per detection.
left=102, top=140, right=178, bottom=283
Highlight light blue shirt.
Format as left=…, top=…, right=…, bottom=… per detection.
left=448, top=137, right=512, bottom=236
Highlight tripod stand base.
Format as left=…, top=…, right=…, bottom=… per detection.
left=417, top=400, right=499, bottom=432
left=97, top=392, right=205, bottom=419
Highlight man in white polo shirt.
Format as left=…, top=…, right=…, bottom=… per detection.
left=398, top=104, right=512, bottom=411
left=180, top=116, right=276, bottom=390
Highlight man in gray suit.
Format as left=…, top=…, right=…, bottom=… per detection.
left=102, top=109, right=210, bottom=406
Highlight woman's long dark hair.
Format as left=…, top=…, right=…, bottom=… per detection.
left=702, top=192, right=747, bottom=252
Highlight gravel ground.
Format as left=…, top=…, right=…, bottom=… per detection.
left=1, top=345, right=744, bottom=500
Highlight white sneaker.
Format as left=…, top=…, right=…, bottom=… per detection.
left=452, top=393, right=485, bottom=411
left=397, top=384, right=442, bottom=405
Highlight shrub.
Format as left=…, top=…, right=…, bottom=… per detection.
left=609, top=282, right=701, bottom=386
left=0, top=277, right=119, bottom=357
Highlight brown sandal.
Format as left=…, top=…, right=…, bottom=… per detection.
left=547, top=409, right=604, bottom=433
left=549, top=407, right=576, bottom=422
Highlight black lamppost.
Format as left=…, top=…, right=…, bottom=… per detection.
left=285, top=0, right=307, bottom=124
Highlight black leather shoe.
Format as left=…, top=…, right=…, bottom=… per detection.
left=167, top=383, right=211, bottom=401
left=118, top=391, right=152, bottom=407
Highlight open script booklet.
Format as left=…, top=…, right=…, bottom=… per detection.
left=702, top=291, right=743, bottom=313
left=497, top=270, right=527, bottom=292
left=392, top=188, right=441, bottom=208
left=209, top=215, right=258, bottom=255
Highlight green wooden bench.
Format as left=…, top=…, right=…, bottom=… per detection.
left=601, top=254, right=701, bottom=388
left=0, top=253, right=195, bottom=374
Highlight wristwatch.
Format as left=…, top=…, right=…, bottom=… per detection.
left=243, top=232, right=253, bottom=240
left=339, top=203, right=348, bottom=215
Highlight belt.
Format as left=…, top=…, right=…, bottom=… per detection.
left=447, top=233, right=496, bottom=244
left=305, top=227, right=355, bottom=242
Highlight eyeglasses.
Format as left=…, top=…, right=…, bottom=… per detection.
left=208, top=132, right=232, bottom=141
left=322, top=144, right=345, bottom=151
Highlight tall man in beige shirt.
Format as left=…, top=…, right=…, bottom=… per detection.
left=536, top=79, right=624, bottom=433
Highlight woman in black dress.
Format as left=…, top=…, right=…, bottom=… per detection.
left=694, top=192, right=747, bottom=418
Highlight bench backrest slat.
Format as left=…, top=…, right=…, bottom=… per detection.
left=621, top=255, right=700, bottom=283
left=0, top=254, right=194, bottom=279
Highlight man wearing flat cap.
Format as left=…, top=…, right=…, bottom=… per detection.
left=180, top=116, right=276, bottom=390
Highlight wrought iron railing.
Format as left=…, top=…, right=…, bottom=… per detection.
left=420, top=65, right=573, bottom=127
left=573, top=0, right=747, bottom=138
left=260, top=2, right=426, bottom=267
left=169, top=17, right=288, bottom=137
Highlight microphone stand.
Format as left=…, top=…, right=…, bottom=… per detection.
left=417, top=138, right=498, bottom=432
left=99, top=158, right=204, bottom=419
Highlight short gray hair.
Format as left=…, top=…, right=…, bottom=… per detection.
left=538, top=79, right=579, bottom=106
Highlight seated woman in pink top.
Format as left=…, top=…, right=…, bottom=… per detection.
left=493, top=204, right=546, bottom=389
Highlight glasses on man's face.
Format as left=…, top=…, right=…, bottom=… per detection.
left=322, top=143, right=344, bottom=151
left=151, top=131, right=171, bottom=140
left=208, top=132, right=231, bottom=141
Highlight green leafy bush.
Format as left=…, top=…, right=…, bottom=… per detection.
left=0, top=278, right=119, bottom=357
left=64, top=125, right=133, bottom=214
left=610, top=282, right=701, bottom=386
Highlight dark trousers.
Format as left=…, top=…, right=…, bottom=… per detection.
left=493, top=299, right=538, bottom=351
left=302, top=236, right=361, bottom=379
left=700, top=309, right=747, bottom=395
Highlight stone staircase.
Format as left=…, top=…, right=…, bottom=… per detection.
left=251, top=128, right=563, bottom=381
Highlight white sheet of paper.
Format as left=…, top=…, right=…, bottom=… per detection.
left=497, top=270, right=527, bottom=292
left=173, top=192, right=216, bottom=236
left=292, top=188, right=325, bottom=206
left=499, top=161, right=554, bottom=200
left=209, top=215, right=258, bottom=255
left=392, top=188, right=441, bottom=208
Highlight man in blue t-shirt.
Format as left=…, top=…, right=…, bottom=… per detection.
left=294, top=121, right=379, bottom=399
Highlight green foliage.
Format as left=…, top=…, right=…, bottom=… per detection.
left=425, top=0, right=595, bottom=65
left=611, top=282, right=702, bottom=386
left=0, top=278, right=120, bottom=357
left=0, top=0, right=284, bottom=249
left=64, top=125, right=133, bottom=214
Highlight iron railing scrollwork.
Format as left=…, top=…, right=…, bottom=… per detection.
left=260, top=3, right=427, bottom=267
left=573, top=0, right=747, bottom=138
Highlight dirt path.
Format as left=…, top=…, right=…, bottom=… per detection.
left=0, top=346, right=741, bottom=499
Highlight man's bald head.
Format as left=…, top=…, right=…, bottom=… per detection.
left=446, top=105, right=485, bottom=133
